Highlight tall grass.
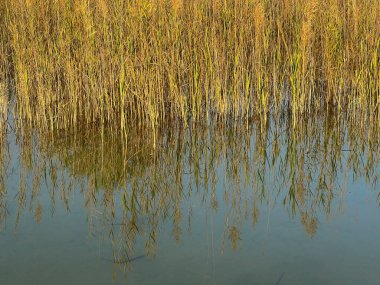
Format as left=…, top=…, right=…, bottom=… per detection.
left=0, top=0, right=379, bottom=138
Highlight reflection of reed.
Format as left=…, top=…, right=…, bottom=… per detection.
left=0, top=81, right=9, bottom=230
left=3, top=111, right=380, bottom=265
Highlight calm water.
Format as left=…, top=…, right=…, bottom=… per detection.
left=0, top=114, right=379, bottom=284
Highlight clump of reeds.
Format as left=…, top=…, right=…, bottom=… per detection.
left=0, top=0, right=379, bottom=139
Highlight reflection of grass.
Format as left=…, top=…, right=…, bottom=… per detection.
left=0, top=0, right=379, bottom=136
left=4, top=111, right=378, bottom=262
left=0, top=81, right=8, bottom=230
left=0, top=81, right=8, bottom=163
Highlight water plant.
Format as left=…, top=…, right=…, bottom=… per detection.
left=0, top=0, right=378, bottom=139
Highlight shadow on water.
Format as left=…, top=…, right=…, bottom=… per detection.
left=0, top=105, right=379, bottom=280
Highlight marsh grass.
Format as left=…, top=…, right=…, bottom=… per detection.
left=0, top=0, right=379, bottom=268
left=0, top=0, right=379, bottom=138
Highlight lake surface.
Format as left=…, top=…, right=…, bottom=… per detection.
left=0, top=113, right=379, bottom=285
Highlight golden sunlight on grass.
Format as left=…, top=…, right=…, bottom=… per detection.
left=0, top=0, right=379, bottom=141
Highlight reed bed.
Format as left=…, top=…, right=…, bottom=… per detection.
left=0, top=0, right=379, bottom=138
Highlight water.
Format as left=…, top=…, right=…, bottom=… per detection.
left=0, top=114, right=379, bottom=285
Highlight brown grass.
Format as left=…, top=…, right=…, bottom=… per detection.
left=0, top=0, right=378, bottom=140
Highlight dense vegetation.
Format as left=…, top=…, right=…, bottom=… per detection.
left=0, top=0, right=379, bottom=145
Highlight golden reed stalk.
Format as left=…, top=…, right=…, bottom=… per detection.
left=0, top=0, right=379, bottom=139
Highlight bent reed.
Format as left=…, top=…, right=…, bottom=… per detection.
left=0, top=0, right=379, bottom=140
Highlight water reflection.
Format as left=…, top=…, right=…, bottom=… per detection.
left=1, top=109, right=380, bottom=273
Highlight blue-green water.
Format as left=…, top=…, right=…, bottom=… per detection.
left=0, top=118, right=379, bottom=284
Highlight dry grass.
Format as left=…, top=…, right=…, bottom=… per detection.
left=0, top=0, right=378, bottom=140
left=0, top=0, right=379, bottom=266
